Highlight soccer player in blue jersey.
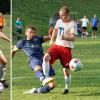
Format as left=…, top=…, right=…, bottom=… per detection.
left=90, top=15, right=99, bottom=38
left=12, top=25, right=55, bottom=93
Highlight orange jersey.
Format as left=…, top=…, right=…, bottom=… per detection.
left=0, top=16, right=5, bottom=26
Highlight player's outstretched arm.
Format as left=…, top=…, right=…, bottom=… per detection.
left=43, top=36, right=50, bottom=42
left=49, top=28, right=57, bottom=46
left=12, top=46, right=19, bottom=58
left=0, top=32, right=10, bottom=42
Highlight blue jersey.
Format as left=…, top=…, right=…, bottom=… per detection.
left=16, top=36, right=44, bottom=60
left=91, top=18, right=99, bottom=27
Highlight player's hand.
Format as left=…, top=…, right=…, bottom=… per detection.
left=61, top=33, right=67, bottom=40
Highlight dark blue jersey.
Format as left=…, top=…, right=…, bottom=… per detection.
left=16, top=36, right=44, bottom=60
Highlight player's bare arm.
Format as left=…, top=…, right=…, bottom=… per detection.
left=43, top=36, right=50, bottom=42
left=12, top=46, right=19, bottom=58
left=0, top=32, right=10, bottom=42
left=50, top=28, right=57, bottom=45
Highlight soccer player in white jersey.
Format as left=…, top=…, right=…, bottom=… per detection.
left=42, top=6, right=77, bottom=94
left=81, top=16, right=89, bottom=38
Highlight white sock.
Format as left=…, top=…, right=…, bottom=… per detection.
left=0, top=65, right=6, bottom=81
left=42, top=59, right=50, bottom=77
left=64, top=75, right=71, bottom=90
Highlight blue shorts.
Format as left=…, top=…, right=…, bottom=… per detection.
left=29, top=57, right=55, bottom=76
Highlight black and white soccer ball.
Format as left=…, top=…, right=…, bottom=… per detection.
left=0, top=82, right=4, bottom=93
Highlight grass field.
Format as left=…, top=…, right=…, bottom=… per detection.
left=12, top=0, right=100, bottom=39
left=12, top=36, right=100, bottom=100
left=0, top=14, right=10, bottom=100
left=12, top=0, right=100, bottom=100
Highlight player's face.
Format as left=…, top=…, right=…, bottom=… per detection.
left=59, top=10, right=68, bottom=22
left=26, top=28, right=36, bottom=40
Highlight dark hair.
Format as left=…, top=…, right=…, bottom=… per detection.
left=26, top=25, right=37, bottom=31
left=60, top=6, right=70, bottom=14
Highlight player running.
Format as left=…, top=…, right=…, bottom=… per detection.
left=42, top=6, right=77, bottom=94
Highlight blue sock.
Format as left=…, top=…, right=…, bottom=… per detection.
left=35, top=70, right=45, bottom=81
left=38, top=86, right=51, bottom=93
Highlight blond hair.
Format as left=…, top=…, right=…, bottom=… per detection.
left=60, top=6, right=70, bottom=15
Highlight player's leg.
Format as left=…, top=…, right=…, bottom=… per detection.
left=17, top=31, right=21, bottom=40
left=23, top=81, right=55, bottom=94
left=42, top=45, right=59, bottom=86
left=37, top=66, right=56, bottom=93
left=0, top=50, right=8, bottom=88
left=94, top=27, right=97, bottom=38
left=30, top=57, right=45, bottom=82
left=42, top=53, right=51, bottom=77
left=24, top=69, right=56, bottom=94
left=59, top=47, right=72, bottom=94
left=24, top=65, right=56, bottom=94
left=63, top=68, right=71, bottom=94
left=42, top=45, right=58, bottom=78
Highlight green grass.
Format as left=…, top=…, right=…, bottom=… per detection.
left=12, top=0, right=100, bottom=100
left=0, top=14, right=10, bottom=100
left=12, top=0, right=100, bottom=42
left=12, top=37, right=100, bottom=100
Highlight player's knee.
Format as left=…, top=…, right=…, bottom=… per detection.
left=48, top=82, right=55, bottom=90
left=43, top=53, right=51, bottom=62
left=34, top=65, right=45, bottom=81
left=0, top=56, right=7, bottom=64
left=34, top=65, right=42, bottom=72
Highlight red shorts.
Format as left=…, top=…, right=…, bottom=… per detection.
left=47, top=44, right=72, bottom=68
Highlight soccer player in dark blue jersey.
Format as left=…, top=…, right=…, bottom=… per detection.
left=12, top=25, right=55, bottom=93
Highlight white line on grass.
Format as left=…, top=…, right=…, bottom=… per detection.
left=13, top=75, right=100, bottom=80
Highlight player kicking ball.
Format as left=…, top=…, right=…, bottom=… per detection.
left=42, top=6, right=77, bottom=94
left=12, top=25, right=56, bottom=93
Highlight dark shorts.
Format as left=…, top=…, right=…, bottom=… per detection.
left=16, top=28, right=22, bottom=34
left=82, top=27, right=87, bottom=30
left=29, top=57, right=55, bottom=76
left=92, top=26, right=98, bottom=31
left=0, top=26, right=3, bottom=29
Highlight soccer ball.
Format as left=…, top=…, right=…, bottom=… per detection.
left=69, top=58, right=82, bottom=71
left=0, top=82, right=4, bottom=93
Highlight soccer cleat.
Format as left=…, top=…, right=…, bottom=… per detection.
left=42, top=77, right=54, bottom=86
left=23, top=88, right=38, bottom=94
left=63, top=89, right=69, bottom=94
left=0, top=80, right=9, bottom=88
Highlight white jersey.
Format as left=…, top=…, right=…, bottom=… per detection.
left=54, top=19, right=77, bottom=48
left=81, top=18, right=89, bottom=27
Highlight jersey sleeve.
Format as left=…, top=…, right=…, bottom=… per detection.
left=54, top=19, right=60, bottom=29
left=70, top=21, right=78, bottom=36
left=16, top=40, right=24, bottom=49
left=38, top=36, right=44, bottom=43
